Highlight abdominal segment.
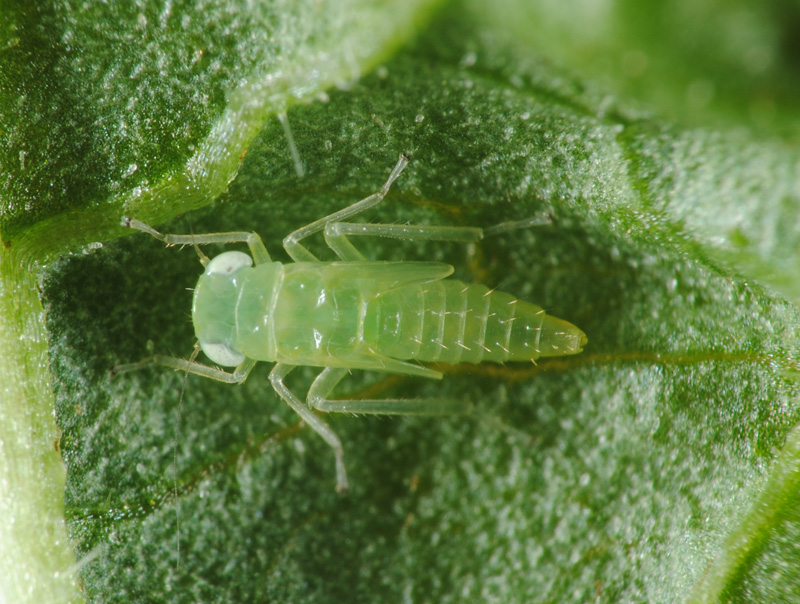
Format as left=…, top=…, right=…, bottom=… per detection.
left=365, top=280, right=587, bottom=365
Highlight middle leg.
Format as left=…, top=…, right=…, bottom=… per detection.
left=269, top=363, right=349, bottom=492
left=282, top=154, right=410, bottom=262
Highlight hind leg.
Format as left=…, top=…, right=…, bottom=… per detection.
left=307, top=367, right=472, bottom=415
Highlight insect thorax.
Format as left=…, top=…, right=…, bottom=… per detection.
left=192, top=256, right=283, bottom=366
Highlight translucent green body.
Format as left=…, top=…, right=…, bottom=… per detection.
left=193, top=259, right=587, bottom=372
left=123, top=155, right=588, bottom=491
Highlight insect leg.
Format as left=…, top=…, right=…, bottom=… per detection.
left=308, top=367, right=472, bottom=416
left=324, top=222, right=484, bottom=261
left=121, top=217, right=272, bottom=265
left=112, top=354, right=257, bottom=383
left=282, top=154, right=410, bottom=262
left=269, top=363, right=348, bottom=492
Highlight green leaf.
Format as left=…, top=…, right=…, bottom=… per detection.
left=1, top=1, right=440, bottom=602
left=480, top=0, right=800, bottom=135
left=5, top=0, right=800, bottom=602
left=1, top=0, right=441, bottom=257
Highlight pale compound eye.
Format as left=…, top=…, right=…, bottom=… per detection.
left=199, top=340, right=245, bottom=367
left=205, top=251, right=253, bottom=276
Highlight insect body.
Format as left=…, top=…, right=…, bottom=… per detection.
left=120, top=154, right=586, bottom=491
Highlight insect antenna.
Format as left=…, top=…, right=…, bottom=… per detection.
left=172, top=343, right=200, bottom=569
left=191, top=239, right=210, bottom=266
left=278, top=112, right=305, bottom=178
left=183, top=219, right=210, bottom=266
left=482, top=211, right=553, bottom=237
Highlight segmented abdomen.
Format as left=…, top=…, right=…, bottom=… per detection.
left=365, top=280, right=586, bottom=364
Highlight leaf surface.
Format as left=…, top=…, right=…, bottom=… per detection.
left=5, top=1, right=800, bottom=603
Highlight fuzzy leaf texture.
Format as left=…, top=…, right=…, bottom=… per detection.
left=3, top=0, right=800, bottom=603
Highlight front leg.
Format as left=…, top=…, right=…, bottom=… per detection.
left=112, top=350, right=257, bottom=383
left=121, top=217, right=272, bottom=265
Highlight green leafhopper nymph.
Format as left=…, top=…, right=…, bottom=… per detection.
left=116, top=154, right=587, bottom=491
